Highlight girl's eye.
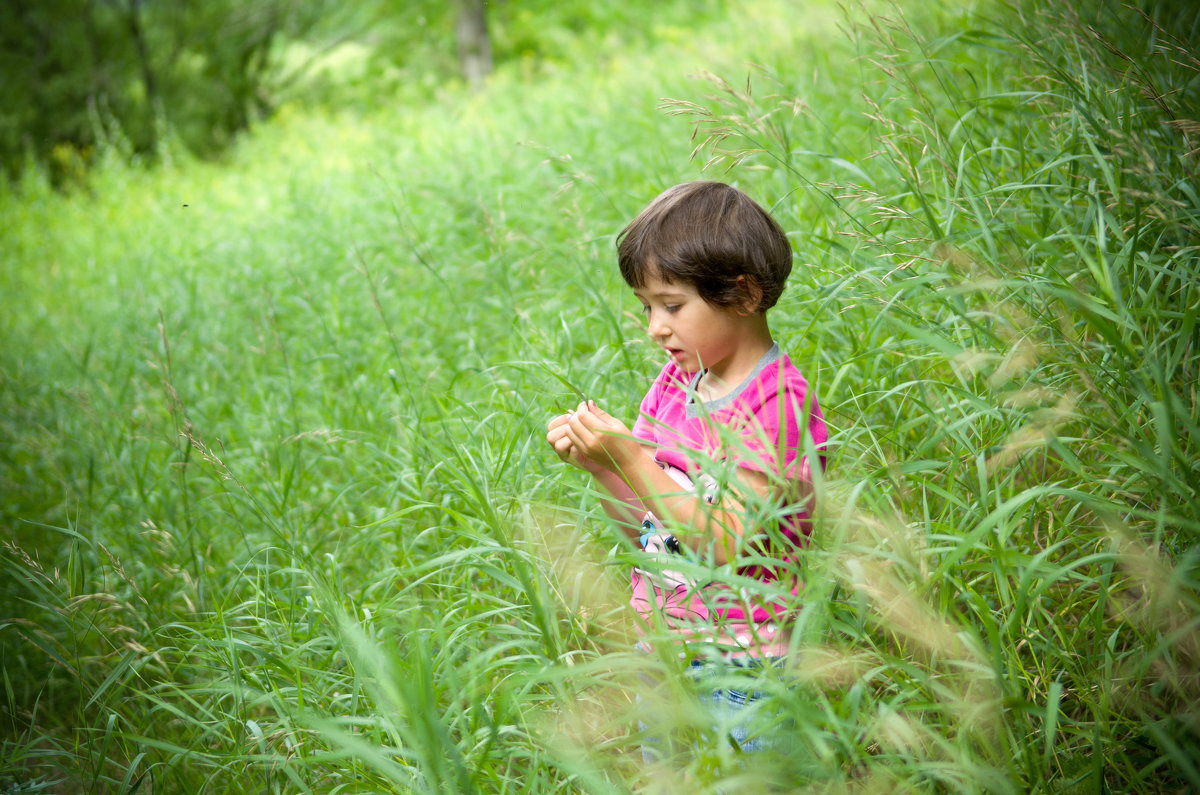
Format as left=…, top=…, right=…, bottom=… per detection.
left=639, top=304, right=651, bottom=314
left=664, top=305, right=681, bottom=313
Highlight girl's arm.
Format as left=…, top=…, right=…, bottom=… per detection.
left=559, top=402, right=774, bottom=566
left=590, top=468, right=651, bottom=538
left=547, top=411, right=646, bottom=537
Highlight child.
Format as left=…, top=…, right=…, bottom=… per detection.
left=545, top=180, right=826, bottom=751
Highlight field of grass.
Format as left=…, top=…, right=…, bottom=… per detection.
left=2, top=0, right=1198, bottom=791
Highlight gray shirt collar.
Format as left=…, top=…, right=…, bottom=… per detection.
left=685, top=342, right=781, bottom=418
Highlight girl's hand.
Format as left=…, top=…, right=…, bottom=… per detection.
left=546, top=411, right=604, bottom=473
left=561, top=401, right=640, bottom=474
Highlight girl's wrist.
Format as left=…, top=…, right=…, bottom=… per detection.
left=605, top=439, right=643, bottom=473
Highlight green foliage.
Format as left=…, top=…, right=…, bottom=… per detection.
left=1, top=0, right=733, bottom=185
left=0, top=0, right=353, bottom=184
left=2, top=0, right=1198, bottom=791
left=664, top=0, right=1200, bottom=786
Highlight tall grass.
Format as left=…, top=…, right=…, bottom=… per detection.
left=2, top=0, right=1198, bottom=791
left=662, top=0, right=1200, bottom=788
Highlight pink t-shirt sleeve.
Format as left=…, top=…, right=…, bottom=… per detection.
left=729, top=364, right=825, bottom=480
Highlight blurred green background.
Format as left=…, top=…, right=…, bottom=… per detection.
left=2, top=0, right=1198, bottom=792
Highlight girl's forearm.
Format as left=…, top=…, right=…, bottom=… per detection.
left=590, top=469, right=648, bottom=540
left=614, top=452, right=744, bottom=565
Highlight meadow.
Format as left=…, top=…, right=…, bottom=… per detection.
left=2, top=0, right=1198, bottom=791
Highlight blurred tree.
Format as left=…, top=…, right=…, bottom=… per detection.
left=455, top=0, right=491, bottom=89
left=0, top=0, right=337, bottom=184
left=1, top=0, right=115, bottom=182
left=361, top=0, right=729, bottom=92
left=0, top=0, right=730, bottom=185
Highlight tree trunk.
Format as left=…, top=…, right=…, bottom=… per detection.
left=123, top=0, right=159, bottom=111
left=455, top=0, right=491, bottom=89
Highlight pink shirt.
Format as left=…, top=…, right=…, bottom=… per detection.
left=629, top=344, right=826, bottom=656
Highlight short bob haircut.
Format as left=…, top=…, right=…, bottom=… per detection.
left=616, top=181, right=792, bottom=313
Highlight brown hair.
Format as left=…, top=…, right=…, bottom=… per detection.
left=616, top=181, right=792, bottom=313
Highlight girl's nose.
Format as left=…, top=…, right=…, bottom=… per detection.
left=647, top=310, right=668, bottom=338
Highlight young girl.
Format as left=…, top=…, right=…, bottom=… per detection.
left=546, top=181, right=826, bottom=752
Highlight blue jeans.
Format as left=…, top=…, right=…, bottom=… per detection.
left=689, top=657, right=775, bottom=753
left=638, top=649, right=783, bottom=763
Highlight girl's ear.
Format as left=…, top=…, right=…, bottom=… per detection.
left=735, top=275, right=764, bottom=315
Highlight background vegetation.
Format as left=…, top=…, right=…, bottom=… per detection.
left=0, top=0, right=728, bottom=184
left=2, top=0, right=1198, bottom=791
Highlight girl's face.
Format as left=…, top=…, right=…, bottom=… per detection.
left=632, top=275, right=757, bottom=379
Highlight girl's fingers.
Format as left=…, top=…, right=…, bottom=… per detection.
left=572, top=407, right=606, bottom=432
left=579, top=399, right=607, bottom=418
left=588, top=402, right=614, bottom=422
left=565, top=418, right=603, bottom=461
left=548, top=410, right=578, bottom=430
left=574, top=407, right=625, bottom=436
left=563, top=416, right=588, bottom=448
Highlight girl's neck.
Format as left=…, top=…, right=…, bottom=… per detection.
left=698, top=320, right=774, bottom=402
